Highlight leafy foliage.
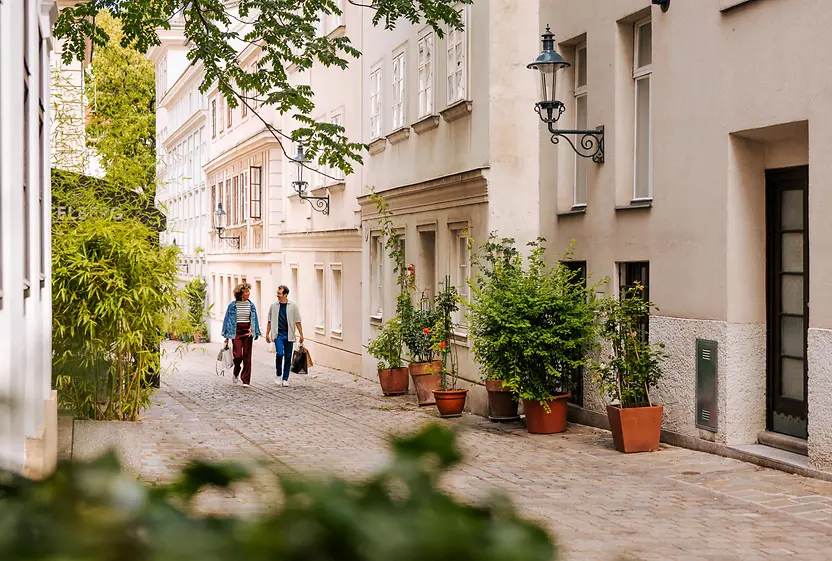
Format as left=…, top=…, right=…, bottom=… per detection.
left=54, top=0, right=472, bottom=179
left=467, top=235, right=602, bottom=404
left=366, top=317, right=404, bottom=370
left=592, top=285, right=667, bottom=408
left=431, top=277, right=460, bottom=390
left=0, top=424, right=557, bottom=561
left=52, top=217, right=180, bottom=421
left=185, top=277, right=210, bottom=338
left=84, top=12, right=157, bottom=196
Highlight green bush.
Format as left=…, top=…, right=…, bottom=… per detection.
left=366, top=317, right=405, bottom=370
left=593, top=284, right=667, bottom=408
left=185, top=277, right=209, bottom=338
left=52, top=216, right=180, bottom=420
left=0, top=424, right=557, bottom=561
left=467, top=235, right=601, bottom=405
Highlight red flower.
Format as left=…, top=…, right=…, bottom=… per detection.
left=423, top=328, right=431, bottom=335
left=439, top=342, right=447, bottom=350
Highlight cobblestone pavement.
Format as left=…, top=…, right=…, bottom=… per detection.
left=144, top=342, right=832, bottom=560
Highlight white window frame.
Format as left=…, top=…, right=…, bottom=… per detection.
left=330, top=264, right=343, bottom=337
left=370, top=234, right=384, bottom=319
left=314, top=264, right=326, bottom=333
left=633, top=17, right=653, bottom=201
left=332, top=0, right=344, bottom=29
left=330, top=113, right=345, bottom=180
left=446, top=8, right=467, bottom=105
left=450, top=226, right=470, bottom=331
left=574, top=42, right=588, bottom=208
left=370, top=64, right=383, bottom=139
left=417, top=31, right=434, bottom=118
left=392, top=50, right=406, bottom=130
left=290, top=264, right=300, bottom=307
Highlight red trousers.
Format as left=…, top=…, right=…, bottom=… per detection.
left=233, top=322, right=253, bottom=384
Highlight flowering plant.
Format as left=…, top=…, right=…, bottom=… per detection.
left=430, top=277, right=461, bottom=390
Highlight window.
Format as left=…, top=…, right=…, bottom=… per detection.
left=250, top=166, right=262, bottom=219
left=227, top=97, right=233, bottom=128
left=315, top=265, right=325, bottom=331
left=633, top=18, right=652, bottom=200
left=231, top=175, right=239, bottom=224
left=452, top=230, right=469, bottom=328
left=370, top=235, right=384, bottom=317
left=38, top=30, right=45, bottom=289
left=370, top=65, right=382, bottom=139
left=574, top=43, right=588, bottom=207
left=241, top=69, right=248, bottom=118
left=219, top=98, right=225, bottom=133
left=446, top=9, right=467, bottom=104
left=392, top=51, right=406, bottom=130
left=418, top=229, right=436, bottom=302
left=417, top=32, right=434, bottom=118
left=618, top=261, right=650, bottom=339
left=23, top=0, right=31, bottom=298
left=563, top=260, right=587, bottom=406
left=225, top=179, right=231, bottom=226
left=330, top=266, right=343, bottom=335
left=242, top=171, right=250, bottom=221
left=255, top=280, right=262, bottom=313
left=330, top=114, right=345, bottom=180
left=211, top=100, right=217, bottom=138
left=291, top=266, right=299, bottom=306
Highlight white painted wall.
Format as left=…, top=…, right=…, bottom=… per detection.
left=0, top=0, right=59, bottom=477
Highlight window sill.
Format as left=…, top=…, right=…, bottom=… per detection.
left=326, top=24, right=346, bottom=40
left=556, top=205, right=587, bottom=217
left=615, top=200, right=652, bottom=211
left=386, top=127, right=411, bottom=145
left=311, top=181, right=346, bottom=197
left=440, top=100, right=473, bottom=123
left=412, top=114, right=440, bottom=135
left=369, top=314, right=383, bottom=325
left=451, top=330, right=470, bottom=347
left=368, top=138, right=387, bottom=156
left=331, top=329, right=343, bottom=340
left=315, top=327, right=325, bottom=335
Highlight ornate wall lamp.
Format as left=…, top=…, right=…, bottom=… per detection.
left=213, top=203, right=241, bottom=249
left=291, top=143, right=330, bottom=216
left=528, top=26, right=605, bottom=163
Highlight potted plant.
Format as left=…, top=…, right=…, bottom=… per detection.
left=430, top=277, right=468, bottom=418
left=469, top=236, right=600, bottom=434
left=400, top=291, right=442, bottom=406
left=185, top=278, right=210, bottom=343
left=370, top=189, right=441, bottom=406
left=593, top=284, right=667, bottom=453
left=367, top=317, right=409, bottom=396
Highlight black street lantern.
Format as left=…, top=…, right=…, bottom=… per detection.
left=291, top=143, right=330, bottom=216
left=529, top=25, right=605, bottom=163
left=214, top=202, right=241, bottom=249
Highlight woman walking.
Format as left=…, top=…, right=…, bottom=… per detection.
left=221, top=283, right=262, bottom=387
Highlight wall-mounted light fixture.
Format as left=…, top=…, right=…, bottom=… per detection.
left=652, top=0, right=670, bottom=13
left=528, top=26, right=605, bottom=163
left=213, top=203, right=241, bottom=249
left=291, top=143, right=330, bottom=215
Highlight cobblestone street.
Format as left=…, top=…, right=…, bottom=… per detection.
left=144, top=343, right=832, bottom=560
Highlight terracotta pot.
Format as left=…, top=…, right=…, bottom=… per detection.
left=485, top=380, right=520, bottom=422
left=433, top=389, right=468, bottom=418
left=522, top=394, right=570, bottom=434
left=193, top=334, right=203, bottom=344
left=408, top=361, right=442, bottom=406
left=606, top=404, right=664, bottom=453
left=378, top=367, right=409, bottom=396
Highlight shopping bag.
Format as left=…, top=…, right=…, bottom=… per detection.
left=303, top=346, right=313, bottom=368
left=291, top=344, right=308, bottom=374
left=216, top=342, right=233, bottom=376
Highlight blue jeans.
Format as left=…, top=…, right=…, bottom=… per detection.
left=275, top=336, right=294, bottom=381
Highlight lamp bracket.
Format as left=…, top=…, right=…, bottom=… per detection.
left=547, top=123, right=605, bottom=164
left=214, top=226, right=241, bottom=249
left=292, top=180, right=330, bottom=215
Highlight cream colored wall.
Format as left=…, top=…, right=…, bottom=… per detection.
left=543, top=0, right=832, bottom=326
left=360, top=2, right=490, bottom=195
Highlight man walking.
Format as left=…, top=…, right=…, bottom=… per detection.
left=265, top=285, right=304, bottom=387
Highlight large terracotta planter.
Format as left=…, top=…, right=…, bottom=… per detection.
left=485, top=380, right=519, bottom=422
left=522, top=394, right=570, bottom=434
left=606, top=404, right=664, bottom=453
left=378, top=367, right=409, bottom=396
left=409, top=361, right=442, bottom=406
left=433, top=389, right=468, bottom=418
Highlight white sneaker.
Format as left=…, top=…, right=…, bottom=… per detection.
left=281, top=379, right=290, bottom=387
left=242, top=383, right=250, bottom=388
left=275, top=378, right=282, bottom=386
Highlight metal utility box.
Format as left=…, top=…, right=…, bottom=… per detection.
left=695, top=339, right=718, bottom=432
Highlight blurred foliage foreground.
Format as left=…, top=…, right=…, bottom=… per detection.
left=0, top=424, right=556, bottom=561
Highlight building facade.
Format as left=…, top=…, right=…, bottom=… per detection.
left=540, top=0, right=832, bottom=473
left=0, top=0, right=59, bottom=477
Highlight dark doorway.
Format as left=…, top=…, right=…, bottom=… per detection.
left=766, top=165, right=809, bottom=440
left=563, top=260, right=587, bottom=406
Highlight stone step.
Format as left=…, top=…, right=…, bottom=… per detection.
left=758, top=430, right=808, bottom=456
